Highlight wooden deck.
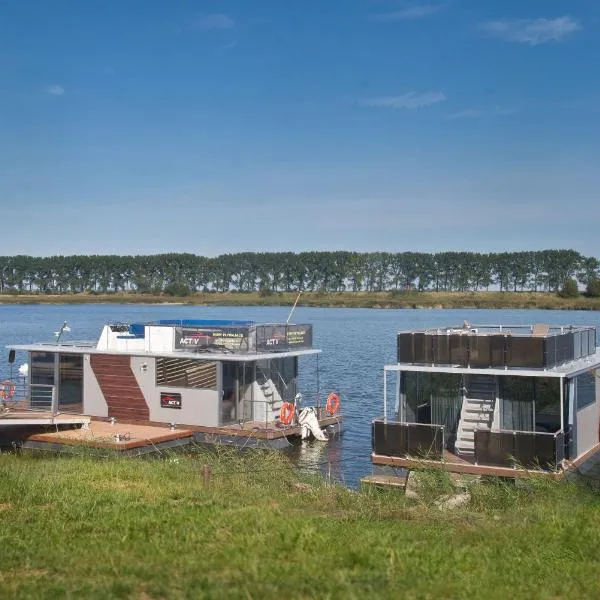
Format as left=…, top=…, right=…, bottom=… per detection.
left=24, top=420, right=194, bottom=453
left=194, top=414, right=343, bottom=440
left=0, top=409, right=90, bottom=426
left=371, top=451, right=562, bottom=479
left=19, top=412, right=343, bottom=453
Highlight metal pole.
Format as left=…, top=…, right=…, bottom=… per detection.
left=383, top=369, right=387, bottom=423
left=286, top=290, right=303, bottom=324
left=53, top=353, right=59, bottom=414
left=316, top=353, right=320, bottom=414
left=559, top=376, right=564, bottom=432
left=397, top=370, right=402, bottom=422
left=51, top=385, right=58, bottom=416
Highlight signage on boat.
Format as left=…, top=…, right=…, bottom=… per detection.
left=174, top=324, right=313, bottom=353
left=174, top=327, right=250, bottom=352
left=160, top=392, right=182, bottom=409
left=255, top=324, right=313, bottom=352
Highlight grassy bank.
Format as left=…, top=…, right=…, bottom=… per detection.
left=1, top=448, right=600, bottom=599
left=2, top=290, right=600, bottom=310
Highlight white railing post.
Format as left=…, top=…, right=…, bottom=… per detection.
left=51, top=385, right=58, bottom=415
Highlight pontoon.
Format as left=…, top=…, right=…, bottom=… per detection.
left=2, top=319, right=342, bottom=452
left=372, top=323, right=600, bottom=478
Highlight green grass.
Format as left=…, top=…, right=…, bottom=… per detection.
left=1, top=448, right=600, bottom=599
left=2, top=290, right=600, bottom=310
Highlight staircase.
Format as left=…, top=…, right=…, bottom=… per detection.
left=252, top=377, right=284, bottom=422
left=455, top=375, right=496, bottom=456
left=90, top=355, right=149, bottom=421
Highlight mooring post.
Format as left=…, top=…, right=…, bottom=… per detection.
left=202, top=464, right=211, bottom=489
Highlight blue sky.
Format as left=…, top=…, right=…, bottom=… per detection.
left=1, top=0, right=599, bottom=257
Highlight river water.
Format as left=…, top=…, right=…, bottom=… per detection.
left=2, top=303, right=599, bottom=486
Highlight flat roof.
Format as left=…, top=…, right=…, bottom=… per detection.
left=6, top=342, right=320, bottom=362
left=384, top=348, right=600, bottom=378
left=398, top=323, right=595, bottom=339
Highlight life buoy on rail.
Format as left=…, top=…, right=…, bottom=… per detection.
left=279, top=401, right=295, bottom=425
left=0, top=380, right=16, bottom=400
left=326, top=392, right=340, bottom=415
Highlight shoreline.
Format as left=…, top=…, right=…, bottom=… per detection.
left=1, top=291, right=600, bottom=310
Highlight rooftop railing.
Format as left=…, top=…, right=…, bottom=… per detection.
left=398, top=326, right=596, bottom=369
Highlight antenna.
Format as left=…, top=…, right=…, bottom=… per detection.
left=54, top=321, right=71, bottom=344
left=286, top=290, right=303, bottom=324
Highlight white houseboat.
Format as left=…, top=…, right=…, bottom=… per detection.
left=1, top=319, right=342, bottom=452
left=371, top=323, right=600, bottom=478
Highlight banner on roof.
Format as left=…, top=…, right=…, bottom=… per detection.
left=174, top=327, right=250, bottom=352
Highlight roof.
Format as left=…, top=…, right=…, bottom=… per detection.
left=6, top=342, right=320, bottom=362
left=398, top=323, right=595, bottom=338
left=384, top=348, right=600, bottom=379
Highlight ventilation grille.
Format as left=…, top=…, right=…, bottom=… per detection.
left=156, top=358, right=217, bottom=390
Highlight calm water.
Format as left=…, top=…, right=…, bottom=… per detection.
left=2, top=303, right=600, bottom=486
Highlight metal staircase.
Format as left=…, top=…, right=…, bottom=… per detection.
left=455, top=375, right=496, bottom=456
left=254, top=365, right=284, bottom=422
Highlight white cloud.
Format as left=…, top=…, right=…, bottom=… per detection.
left=480, top=16, right=580, bottom=46
left=372, top=4, right=443, bottom=22
left=191, top=13, right=236, bottom=31
left=447, top=106, right=516, bottom=120
left=46, top=85, right=65, bottom=96
left=362, top=91, right=446, bottom=110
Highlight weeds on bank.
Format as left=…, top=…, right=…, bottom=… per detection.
left=2, top=449, right=600, bottom=599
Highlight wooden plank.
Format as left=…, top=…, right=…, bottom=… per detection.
left=371, top=453, right=562, bottom=479
left=361, top=474, right=407, bottom=489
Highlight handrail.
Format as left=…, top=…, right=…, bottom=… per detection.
left=372, top=417, right=444, bottom=429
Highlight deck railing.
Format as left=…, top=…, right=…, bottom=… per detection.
left=474, top=429, right=564, bottom=471
left=1, top=380, right=57, bottom=414
left=372, top=420, right=444, bottom=460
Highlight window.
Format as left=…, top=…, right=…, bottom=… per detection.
left=576, top=372, right=596, bottom=411
left=500, top=376, right=560, bottom=433
left=156, top=358, right=217, bottom=390
left=58, top=354, right=83, bottom=412
left=402, top=372, right=462, bottom=429
left=31, top=352, right=56, bottom=386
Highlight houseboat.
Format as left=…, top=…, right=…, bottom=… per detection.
left=371, top=323, right=600, bottom=478
left=1, top=319, right=342, bottom=452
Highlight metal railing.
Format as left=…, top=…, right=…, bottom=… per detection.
left=372, top=419, right=445, bottom=460
left=29, top=384, right=57, bottom=413
left=1, top=380, right=57, bottom=414
left=474, top=429, right=564, bottom=471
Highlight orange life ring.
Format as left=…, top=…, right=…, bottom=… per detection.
left=279, top=401, right=295, bottom=425
left=0, top=380, right=16, bottom=400
left=326, top=392, right=340, bottom=415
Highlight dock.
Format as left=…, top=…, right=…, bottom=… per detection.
left=23, top=420, right=195, bottom=455
left=17, top=411, right=343, bottom=454
left=0, top=410, right=90, bottom=427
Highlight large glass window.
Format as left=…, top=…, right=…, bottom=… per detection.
left=30, top=351, right=56, bottom=410
left=576, top=371, right=596, bottom=411
left=401, top=372, right=462, bottom=431
left=500, top=376, right=560, bottom=433
left=31, top=352, right=55, bottom=386
left=59, top=354, right=83, bottom=413
left=256, top=357, right=297, bottom=401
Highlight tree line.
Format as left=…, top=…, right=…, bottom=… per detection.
left=0, top=250, right=598, bottom=295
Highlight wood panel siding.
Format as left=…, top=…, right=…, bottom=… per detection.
left=90, top=355, right=150, bottom=421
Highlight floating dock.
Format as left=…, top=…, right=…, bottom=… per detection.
left=17, top=411, right=343, bottom=454
left=22, top=420, right=195, bottom=455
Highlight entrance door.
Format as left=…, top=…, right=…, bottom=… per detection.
left=58, top=354, right=83, bottom=413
